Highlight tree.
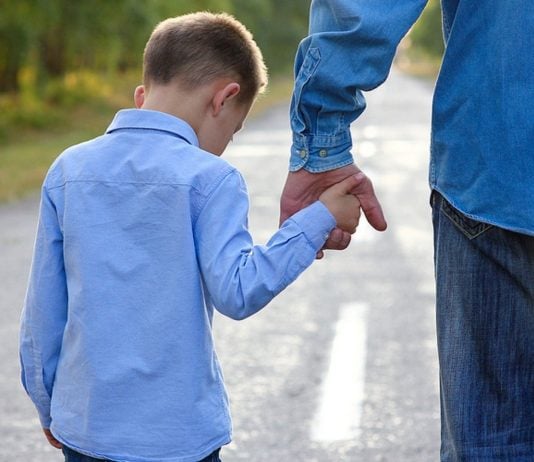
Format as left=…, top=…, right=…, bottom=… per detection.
left=0, top=0, right=311, bottom=94
left=0, top=1, right=35, bottom=91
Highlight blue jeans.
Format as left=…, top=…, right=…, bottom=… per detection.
left=62, top=446, right=222, bottom=462
left=432, top=192, right=534, bottom=461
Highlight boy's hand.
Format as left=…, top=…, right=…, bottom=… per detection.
left=319, top=175, right=362, bottom=234
left=43, top=428, right=62, bottom=449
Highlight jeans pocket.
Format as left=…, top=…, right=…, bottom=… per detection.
left=440, top=196, right=493, bottom=240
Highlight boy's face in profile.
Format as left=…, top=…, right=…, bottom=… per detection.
left=199, top=98, right=251, bottom=156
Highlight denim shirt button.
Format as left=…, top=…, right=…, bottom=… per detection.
left=299, top=149, right=307, bottom=159
left=319, top=149, right=328, bottom=158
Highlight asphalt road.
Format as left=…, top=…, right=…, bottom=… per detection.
left=0, top=69, right=439, bottom=461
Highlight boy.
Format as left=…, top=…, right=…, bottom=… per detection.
left=20, top=12, right=361, bottom=462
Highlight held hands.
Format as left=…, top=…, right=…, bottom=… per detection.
left=279, top=164, right=387, bottom=257
left=319, top=175, right=362, bottom=234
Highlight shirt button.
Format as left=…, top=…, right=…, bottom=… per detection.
left=319, top=149, right=328, bottom=158
left=299, top=149, right=307, bottom=159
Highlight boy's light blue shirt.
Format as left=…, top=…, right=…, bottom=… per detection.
left=290, top=0, right=534, bottom=235
left=20, top=109, right=335, bottom=462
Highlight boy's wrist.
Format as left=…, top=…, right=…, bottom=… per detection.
left=287, top=201, right=336, bottom=250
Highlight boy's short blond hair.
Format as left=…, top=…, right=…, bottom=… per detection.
left=143, top=12, right=268, bottom=103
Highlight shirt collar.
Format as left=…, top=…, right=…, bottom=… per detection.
left=106, top=109, right=199, bottom=147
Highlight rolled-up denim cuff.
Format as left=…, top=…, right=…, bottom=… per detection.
left=290, top=132, right=354, bottom=172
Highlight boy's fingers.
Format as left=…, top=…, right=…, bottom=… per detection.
left=334, top=174, right=363, bottom=194
left=43, top=428, right=63, bottom=449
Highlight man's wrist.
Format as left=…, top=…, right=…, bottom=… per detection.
left=290, top=143, right=354, bottom=173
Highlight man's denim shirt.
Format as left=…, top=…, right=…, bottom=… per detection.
left=290, top=0, right=534, bottom=235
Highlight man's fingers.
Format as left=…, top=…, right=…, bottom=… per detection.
left=327, top=172, right=386, bottom=232
left=316, top=229, right=351, bottom=258
left=279, top=165, right=386, bottom=235
left=350, top=172, right=387, bottom=231
left=324, top=228, right=351, bottom=250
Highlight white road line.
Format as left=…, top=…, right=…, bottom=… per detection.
left=311, top=302, right=368, bottom=443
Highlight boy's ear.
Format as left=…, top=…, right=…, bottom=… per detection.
left=134, top=85, right=146, bottom=108
left=212, top=82, right=241, bottom=116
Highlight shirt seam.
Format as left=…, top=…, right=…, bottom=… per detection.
left=193, top=169, right=239, bottom=228
left=45, top=178, right=212, bottom=198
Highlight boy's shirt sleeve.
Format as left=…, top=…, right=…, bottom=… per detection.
left=195, top=170, right=336, bottom=320
left=19, top=185, right=68, bottom=429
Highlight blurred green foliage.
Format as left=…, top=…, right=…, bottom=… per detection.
left=0, top=0, right=445, bottom=201
left=410, top=0, right=444, bottom=58
left=0, top=0, right=444, bottom=141
left=0, top=0, right=309, bottom=93
left=0, top=0, right=309, bottom=139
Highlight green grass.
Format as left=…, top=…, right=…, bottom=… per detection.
left=0, top=128, right=106, bottom=202
left=0, top=106, right=119, bottom=202
left=0, top=75, right=294, bottom=203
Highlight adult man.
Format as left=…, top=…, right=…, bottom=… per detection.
left=280, top=1, right=534, bottom=460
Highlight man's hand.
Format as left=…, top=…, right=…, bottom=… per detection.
left=43, top=428, right=62, bottom=449
left=280, top=164, right=387, bottom=255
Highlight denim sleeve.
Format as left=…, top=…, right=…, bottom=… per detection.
left=290, top=0, right=429, bottom=172
left=19, top=185, right=68, bottom=428
left=195, top=170, right=335, bottom=320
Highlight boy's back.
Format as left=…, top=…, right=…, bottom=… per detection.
left=28, top=109, right=236, bottom=460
